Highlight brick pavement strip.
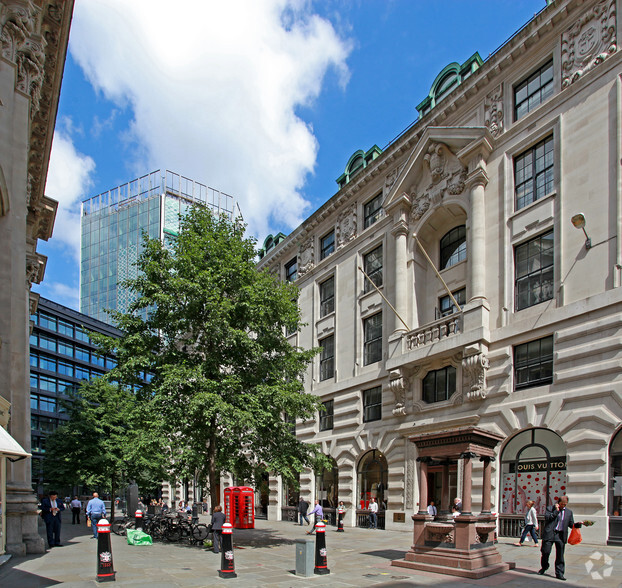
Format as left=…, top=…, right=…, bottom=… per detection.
left=1, top=518, right=621, bottom=587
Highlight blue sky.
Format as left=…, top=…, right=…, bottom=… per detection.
left=35, top=0, right=546, bottom=310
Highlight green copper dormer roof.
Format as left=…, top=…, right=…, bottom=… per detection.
left=336, top=145, right=383, bottom=189
left=257, top=232, right=287, bottom=259
left=416, top=52, right=483, bottom=118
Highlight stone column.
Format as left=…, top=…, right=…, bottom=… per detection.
left=480, top=457, right=493, bottom=515
left=460, top=452, right=477, bottom=515
left=416, top=457, right=429, bottom=515
left=467, top=174, right=488, bottom=302
left=440, top=461, right=450, bottom=515
left=391, top=220, right=411, bottom=333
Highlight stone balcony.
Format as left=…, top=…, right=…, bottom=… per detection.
left=406, top=313, right=462, bottom=350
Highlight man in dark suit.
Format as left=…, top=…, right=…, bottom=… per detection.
left=539, top=496, right=575, bottom=581
left=40, top=490, right=65, bottom=548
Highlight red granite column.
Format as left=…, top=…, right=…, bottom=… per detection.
left=417, top=457, right=429, bottom=515
left=480, top=457, right=493, bottom=514
left=460, top=452, right=476, bottom=515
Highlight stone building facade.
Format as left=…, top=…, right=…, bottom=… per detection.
left=0, top=0, right=73, bottom=554
left=257, top=0, right=622, bottom=545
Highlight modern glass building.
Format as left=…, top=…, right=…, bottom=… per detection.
left=80, top=170, right=240, bottom=323
left=29, top=297, right=123, bottom=496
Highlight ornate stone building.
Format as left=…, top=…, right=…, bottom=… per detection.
left=258, top=0, right=622, bottom=545
left=0, top=0, right=73, bottom=554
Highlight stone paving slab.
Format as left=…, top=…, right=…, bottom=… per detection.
left=1, top=517, right=621, bottom=587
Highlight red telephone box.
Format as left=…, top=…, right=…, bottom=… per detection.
left=224, top=486, right=255, bottom=529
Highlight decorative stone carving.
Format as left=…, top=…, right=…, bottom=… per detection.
left=447, top=168, right=467, bottom=195
left=25, top=251, right=45, bottom=288
left=384, top=165, right=403, bottom=194
left=336, top=205, right=357, bottom=248
left=462, top=352, right=490, bottom=401
left=16, top=38, right=46, bottom=117
left=298, top=237, right=314, bottom=276
left=424, top=143, right=447, bottom=185
left=561, top=0, right=617, bottom=88
left=388, top=369, right=407, bottom=416
left=484, top=84, right=504, bottom=138
left=409, top=192, right=431, bottom=222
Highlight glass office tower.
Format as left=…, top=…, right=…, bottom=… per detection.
left=80, top=170, right=240, bottom=323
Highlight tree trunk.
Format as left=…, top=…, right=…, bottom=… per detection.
left=207, top=429, right=219, bottom=511
left=111, top=474, right=116, bottom=521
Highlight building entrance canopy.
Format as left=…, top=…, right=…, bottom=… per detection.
left=0, top=427, right=30, bottom=459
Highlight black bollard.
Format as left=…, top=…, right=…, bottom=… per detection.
left=96, top=518, right=116, bottom=582
left=218, top=522, right=237, bottom=579
left=314, top=521, right=330, bottom=575
left=134, top=510, right=143, bottom=529
left=337, top=506, right=345, bottom=532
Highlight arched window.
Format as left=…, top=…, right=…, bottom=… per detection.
left=500, top=428, right=566, bottom=515
left=357, top=449, right=388, bottom=509
left=316, top=457, right=338, bottom=508
left=440, top=225, right=466, bottom=269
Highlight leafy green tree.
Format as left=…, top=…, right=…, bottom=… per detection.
left=95, top=207, right=325, bottom=508
left=44, top=378, right=167, bottom=517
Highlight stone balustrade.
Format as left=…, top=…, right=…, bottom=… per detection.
left=406, top=313, right=462, bottom=350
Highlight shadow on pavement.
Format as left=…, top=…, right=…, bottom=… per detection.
left=361, top=548, right=408, bottom=560
left=0, top=566, right=61, bottom=588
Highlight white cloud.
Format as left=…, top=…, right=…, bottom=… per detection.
left=44, top=122, right=96, bottom=259
left=68, top=0, right=352, bottom=237
left=44, top=282, right=81, bottom=310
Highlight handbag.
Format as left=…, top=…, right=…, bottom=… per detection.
left=568, top=525, right=582, bottom=545
left=87, top=518, right=92, bottom=528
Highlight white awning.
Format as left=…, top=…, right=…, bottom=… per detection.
left=0, top=426, right=30, bottom=458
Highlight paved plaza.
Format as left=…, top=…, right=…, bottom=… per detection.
left=1, top=516, right=621, bottom=587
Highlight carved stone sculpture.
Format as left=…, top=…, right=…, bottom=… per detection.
left=561, top=0, right=617, bottom=88
left=424, top=143, right=447, bottom=185
left=484, top=84, right=504, bottom=138
left=337, top=205, right=357, bottom=248
left=298, top=237, right=314, bottom=276
left=462, top=353, right=490, bottom=401
left=389, top=370, right=407, bottom=416
left=410, top=192, right=431, bottom=222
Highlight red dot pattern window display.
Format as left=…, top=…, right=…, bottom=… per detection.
left=500, top=428, right=566, bottom=515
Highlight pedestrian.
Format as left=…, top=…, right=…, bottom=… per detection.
left=202, top=498, right=208, bottom=515
left=298, top=496, right=310, bottom=526
left=453, top=497, right=462, bottom=513
left=40, top=490, right=65, bottom=548
left=539, top=496, right=574, bottom=581
left=211, top=505, right=226, bottom=554
left=427, top=500, right=437, bottom=517
left=86, top=492, right=107, bottom=539
left=70, top=495, right=82, bottom=525
left=337, top=501, right=346, bottom=528
left=306, top=499, right=324, bottom=535
left=515, top=500, right=539, bottom=546
left=368, top=497, right=378, bottom=529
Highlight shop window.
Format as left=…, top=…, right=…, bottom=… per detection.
left=500, top=428, right=566, bottom=515
left=514, top=59, right=554, bottom=121
left=363, top=245, right=383, bottom=293
left=319, top=276, right=335, bottom=317
left=363, top=313, right=382, bottom=365
left=319, top=335, right=335, bottom=381
left=320, top=231, right=335, bottom=260
left=514, top=335, right=553, bottom=389
left=440, top=226, right=466, bottom=269
left=319, top=399, right=334, bottom=431
left=515, top=135, right=554, bottom=210
left=363, top=386, right=382, bottom=422
left=515, top=231, right=554, bottom=310
left=423, top=365, right=456, bottom=403
left=316, top=457, right=338, bottom=508
left=364, top=193, right=383, bottom=229
left=357, top=449, right=387, bottom=510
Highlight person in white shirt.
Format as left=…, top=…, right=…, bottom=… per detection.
left=515, top=500, right=539, bottom=546
left=70, top=496, right=82, bottom=524
left=368, top=497, right=379, bottom=529
left=427, top=500, right=437, bottom=517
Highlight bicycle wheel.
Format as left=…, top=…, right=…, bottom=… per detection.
left=192, top=524, right=209, bottom=542
left=165, top=525, right=181, bottom=542
left=112, top=520, right=127, bottom=536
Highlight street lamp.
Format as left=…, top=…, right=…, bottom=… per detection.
left=571, top=213, right=591, bottom=250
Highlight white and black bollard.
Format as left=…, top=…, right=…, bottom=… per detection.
left=337, top=507, right=345, bottom=532
left=134, top=510, right=143, bottom=530
left=218, top=522, right=237, bottom=579
left=96, top=518, right=116, bottom=582
left=314, top=521, right=330, bottom=575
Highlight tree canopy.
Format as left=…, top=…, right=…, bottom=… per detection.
left=94, top=206, right=324, bottom=506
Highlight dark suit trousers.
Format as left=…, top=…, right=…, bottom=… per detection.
left=540, top=532, right=566, bottom=577
left=46, top=516, right=61, bottom=547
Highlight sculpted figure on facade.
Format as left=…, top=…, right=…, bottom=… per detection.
left=384, top=164, right=404, bottom=195
left=388, top=369, right=407, bottom=416
left=336, top=205, right=357, bottom=248
left=298, top=237, right=314, bottom=276
left=462, top=352, right=490, bottom=401
left=409, top=190, right=431, bottom=222
left=561, top=0, right=617, bottom=88
left=484, top=84, right=504, bottom=138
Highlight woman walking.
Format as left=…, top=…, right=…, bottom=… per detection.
left=515, top=500, right=539, bottom=546
left=211, top=505, right=226, bottom=554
